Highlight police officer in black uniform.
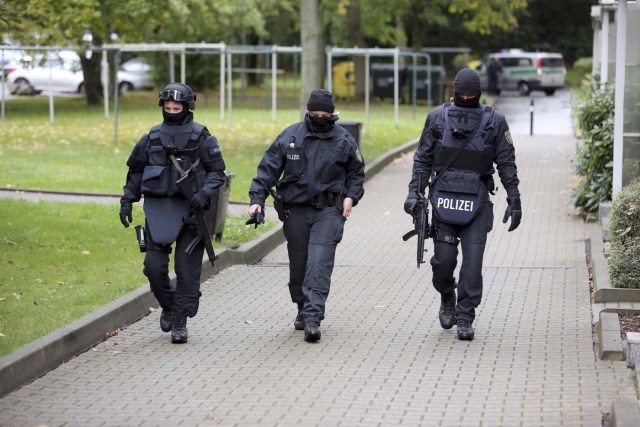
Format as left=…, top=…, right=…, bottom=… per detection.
left=248, top=89, right=365, bottom=343
left=119, top=82, right=226, bottom=344
left=487, top=57, right=503, bottom=96
left=404, top=68, right=522, bottom=341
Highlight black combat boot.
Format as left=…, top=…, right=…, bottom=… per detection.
left=438, top=292, right=456, bottom=330
left=456, top=320, right=474, bottom=341
left=293, top=303, right=305, bottom=331
left=171, top=311, right=188, bottom=344
left=304, top=321, right=321, bottom=342
left=160, top=308, right=173, bottom=333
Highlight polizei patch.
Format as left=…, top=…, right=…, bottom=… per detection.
left=287, top=153, right=300, bottom=160
left=436, top=197, right=474, bottom=212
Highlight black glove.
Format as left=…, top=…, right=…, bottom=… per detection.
left=245, top=210, right=265, bottom=229
left=404, top=197, right=418, bottom=216
left=119, top=202, right=133, bottom=228
left=502, top=197, right=522, bottom=232
left=189, top=191, right=210, bottom=212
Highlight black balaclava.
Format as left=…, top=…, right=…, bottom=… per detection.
left=162, top=102, right=190, bottom=125
left=453, top=68, right=481, bottom=108
left=305, top=89, right=338, bottom=132
left=159, top=82, right=195, bottom=125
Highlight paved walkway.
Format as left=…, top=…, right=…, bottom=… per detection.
left=0, top=132, right=637, bottom=426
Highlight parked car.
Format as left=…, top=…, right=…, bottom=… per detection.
left=8, top=51, right=152, bottom=95
left=118, top=57, right=153, bottom=92
left=1, top=50, right=32, bottom=80
left=476, top=49, right=567, bottom=96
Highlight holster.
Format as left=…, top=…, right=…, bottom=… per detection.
left=270, top=189, right=286, bottom=222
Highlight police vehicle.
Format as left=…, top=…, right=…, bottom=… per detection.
left=477, top=49, right=566, bottom=96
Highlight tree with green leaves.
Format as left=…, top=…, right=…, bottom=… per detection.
left=3, top=0, right=165, bottom=105
left=321, top=0, right=529, bottom=100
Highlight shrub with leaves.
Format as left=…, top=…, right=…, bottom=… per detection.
left=573, top=57, right=593, bottom=78
left=572, top=83, right=614, bottom=213
left=608, top=178, right=640, bottom=288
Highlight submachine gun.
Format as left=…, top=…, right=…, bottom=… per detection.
left=176, top=174, right=219, bottom=267
left=402, top=173, right=431, bottom=268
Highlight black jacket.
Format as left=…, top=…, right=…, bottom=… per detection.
left=249, top=118, right=365, bottom=207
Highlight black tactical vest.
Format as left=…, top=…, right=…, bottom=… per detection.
left=140, top=122, right=205, bottom=197
left=433, top=104, right=495, bottom=176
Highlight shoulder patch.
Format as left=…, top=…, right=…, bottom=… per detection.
left=355, top=147, right=363, bottom=163
left=504, top=130, right=513, bottom=145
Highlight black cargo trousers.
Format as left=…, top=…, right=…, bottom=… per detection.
left=430, top=198, right=494, bottom=324
left=283, top=204, right=346, bottom=324
left=143, top=224, right=204, bottom=318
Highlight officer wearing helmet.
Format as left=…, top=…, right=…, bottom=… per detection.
left=247, top=89, right=365, bottom=343
left=404, top=68, right=522, bottom=341
left=119, top=82, right=226, bottom=344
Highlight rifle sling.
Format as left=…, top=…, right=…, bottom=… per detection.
left=169, top=154, right=200, bottom=179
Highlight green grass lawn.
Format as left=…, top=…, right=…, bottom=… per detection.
left=0, top=92, right=427, bottom=201
left=0, top=91, right=428, bottom=357
left=0, top=199, right=272, bottom=356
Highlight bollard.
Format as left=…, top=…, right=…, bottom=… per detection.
left=529, top=98, right=534, bottom=136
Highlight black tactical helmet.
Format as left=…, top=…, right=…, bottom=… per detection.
left=158, top=82, right=196, bottom=110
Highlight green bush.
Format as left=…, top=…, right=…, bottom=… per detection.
left=573, top=57, right=593, bottom=77
left=567, top=57, right=593, bottom=89
left=608, top=178, right=640, bottom=289
left=572, top=83, right=614, bottom=213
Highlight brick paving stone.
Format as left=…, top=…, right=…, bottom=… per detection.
left=0, top=134, right=637, bottom=426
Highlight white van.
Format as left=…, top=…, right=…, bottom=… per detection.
left=477, top=50, right=566, bottom=96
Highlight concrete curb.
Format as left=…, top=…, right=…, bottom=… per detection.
left=589, top=233, right=640, bottom=304
left=610, top=398, right=640, bottom=427
left=598, top=311, right=624, bottom=361
left=0, top=138, right=419, bottom=398
left=589, top=234, right=640, bottom=427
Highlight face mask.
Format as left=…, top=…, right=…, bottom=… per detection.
left=306, top=113, right=338, bottom=132
left=453, top=93, right=480, bottom=108
left=162, top=107, right=189, bottom=125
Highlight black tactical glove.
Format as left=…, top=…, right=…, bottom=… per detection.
left=245, top=209, right=265, bottom=229
left=119, top=202, right=133, bottom=228
left=189, top=191, right=210, bottom=212
left=502, top=197, right=522, bottom=232
left=404, top=197, right=418, bottom=216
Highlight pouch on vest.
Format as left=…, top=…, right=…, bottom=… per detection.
left=430, top=169, right=483, bottom=225
left=141, top=165, right=180, bottom=197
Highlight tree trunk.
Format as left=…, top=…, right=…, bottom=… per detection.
left=79, top=51, right=103, bottom=106
left=300, top=0, right=325, bottom=113
left=347, top=1, right=367, bottom=100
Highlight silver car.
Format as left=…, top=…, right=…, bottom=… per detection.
left=477, top=50, right=567, bottom=96
left=9, top=52, right=152, bottom=95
